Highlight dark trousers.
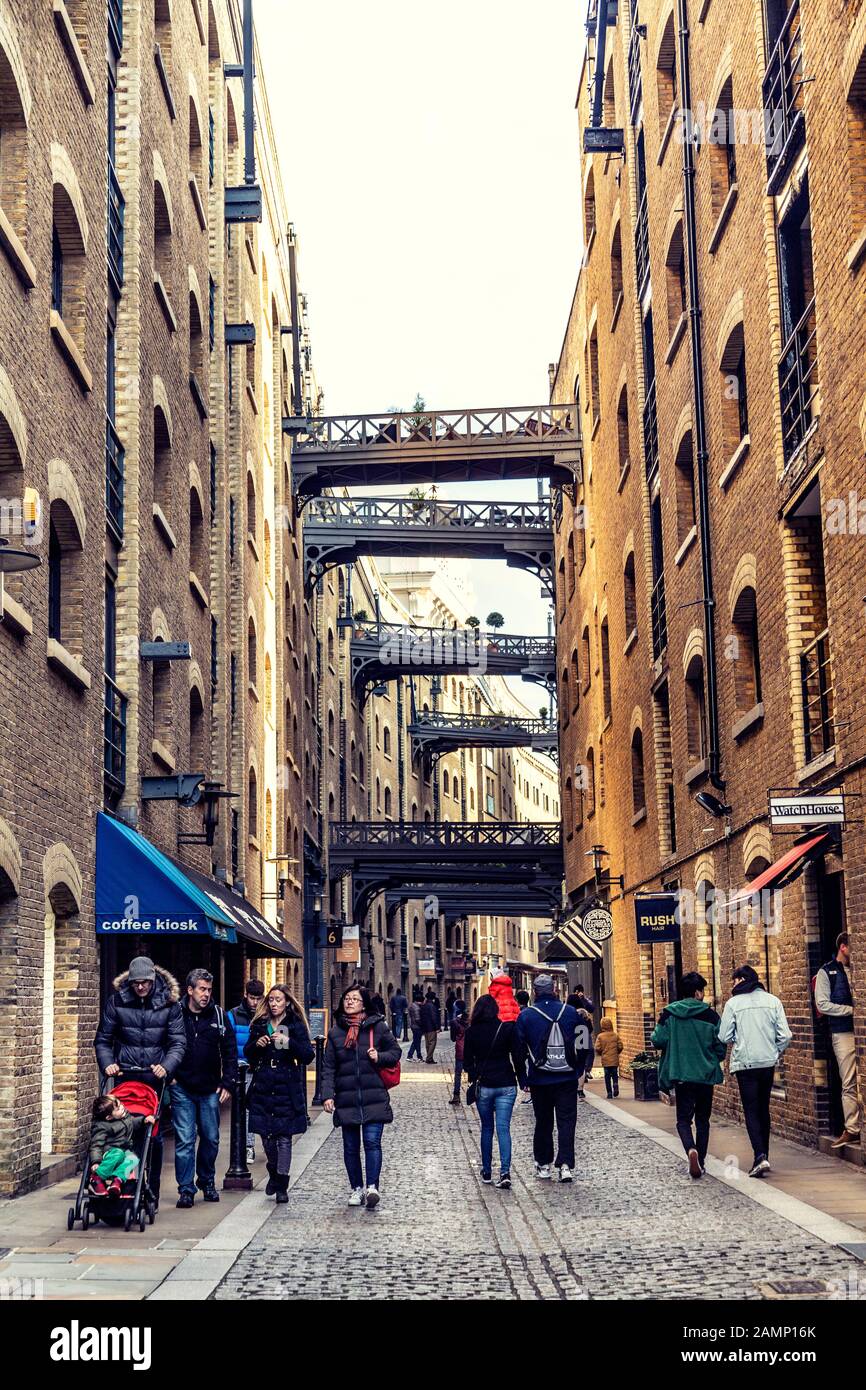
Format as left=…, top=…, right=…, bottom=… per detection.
left=262, top=1134, right=293, bottom=1176
left=736, top=1066, right=775, bottom=1162
left=530, top=1080, right=578, bottom=1169
left=674, top=1082, right=714, bottom=1164
left=603, top=1065, right=619, bottom=1098
left=407, top=1028, right=423, bottom=1059
left=453, top=1058, right=463, bottom=1097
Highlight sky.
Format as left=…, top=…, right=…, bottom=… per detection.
left=256, top=0, right=584, bottom=638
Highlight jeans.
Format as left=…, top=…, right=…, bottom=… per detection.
left=425, top=1030, right=437, bottom=1061
left=407, top=1028, right=423, bottom=1059
left=171, top=1084, right=221, bottom=1194
left=530, top=1080, right=578, bottom=1168
left=735, top=1066, right=775, bottom=1162
left=674, top=1081, right=714, bottom=1164
left=262, top=1134, right=293, bottom=1176
left=603, top=1065, right=620, bottom=1098
left=342, top=1122, right=384, bottom=1190
left=392, top=1011, right=405, bottom=1040
left=453, top=1058, right=463, bottom=1097
left=476, top=1085, right=517, bottom=1174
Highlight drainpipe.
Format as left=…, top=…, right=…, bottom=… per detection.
left=677, top=0, right=725, bottom=795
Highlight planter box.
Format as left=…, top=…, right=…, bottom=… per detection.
left=632, top=1068, right=659, bottom=1102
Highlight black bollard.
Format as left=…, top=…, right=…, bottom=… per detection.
left=223, top=1062, right=253, bottom=1190
left=311, top=1036, right=325, bottom=1106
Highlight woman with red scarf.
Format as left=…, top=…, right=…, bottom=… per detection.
left=322, top=985, right=401, bottom=1209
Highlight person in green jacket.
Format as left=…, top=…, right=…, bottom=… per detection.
left=651, top=971, right=727, bottom=1180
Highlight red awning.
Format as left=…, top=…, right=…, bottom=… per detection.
left=729, top=831, right=832, bottom=904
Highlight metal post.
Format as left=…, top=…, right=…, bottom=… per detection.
left=223, top=1063, right=253, bottom=1190
left=242, top=0, right=255, bottom=185
left=312, top=1036, right=325, bottom=1105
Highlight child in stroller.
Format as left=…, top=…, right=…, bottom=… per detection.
left=88, top=1093, right=155, bottom=1196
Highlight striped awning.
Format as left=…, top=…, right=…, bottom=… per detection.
left=542, top=909, right=604, bottom=963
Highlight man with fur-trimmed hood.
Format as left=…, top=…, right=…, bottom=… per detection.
left=94, top=956, right=186, bottom=1204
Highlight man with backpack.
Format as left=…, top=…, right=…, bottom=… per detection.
left=171, top=968, right=238, bottom=1208
left=514, top=974, right=588, bottom=1183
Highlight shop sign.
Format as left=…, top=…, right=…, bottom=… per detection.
left=336, top=923, right=360, bottom=964
left=634, top=893, right=681, bottom=944
left=768, top=792, right=845, bottom=828
left=581, top=904, right=613, bottom=941
left=419, top=957, right=436, bottom=977
left=97, top=914, right=211, bottom=935
left=308, top=1008, right=328, bottom=1039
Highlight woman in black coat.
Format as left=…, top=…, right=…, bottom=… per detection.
left=244, top=983, right=314, bottom=1203
left=322, top=985, right=401, bottom=1209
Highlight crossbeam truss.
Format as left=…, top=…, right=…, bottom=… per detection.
left=350, top=623, right=556, bottom=705
left=409, top=709, right=557, bottom=760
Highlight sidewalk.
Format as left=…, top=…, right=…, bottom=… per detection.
left=585, top=1074, right=866, bottom=1248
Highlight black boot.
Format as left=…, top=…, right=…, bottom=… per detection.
left=275, top=1173, right=289, bottom=1204
left=265, top=1165, right=278, bottom=1197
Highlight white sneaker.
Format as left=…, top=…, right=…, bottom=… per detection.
left=364, top=1185, right=380, bottom=1209
left=535, top=1163, right=552, bottom=1180
left=559, top=1164, right=573, bottom=1183
left=348, top=1187, right=365, bottom=1207
left=246, top=1146, right=255, bottom=1164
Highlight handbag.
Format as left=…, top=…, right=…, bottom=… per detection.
left=369, top=1026, right=401, bottom=1090
left=466, top=1023, right=502, bottom=1106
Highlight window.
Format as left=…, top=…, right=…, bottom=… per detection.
left=51, top=175, right=87, bottom=354
left=567, top=534, right=575, bottom=595
left=589, top=325, right=600, bottom=430
left=611, top=222, right=623, bottom=317
left=246, top=470, right=256, bottom=541
left=0, top=29, right=29, bottom=258
left=584, top=167, right=596, bottom=248
left=581, top=625, right=591, bottom=691
left=652, top=681, right=676, bottom=854
left=664, top=221, right=686, bottom=341
left=247, top=615, right=257, bottom=689
left=189, top=284, right=204, bottom=387
left=586, top=747, right=596, bottom=818
left=153, top=402, right=171, bottom=515
left=443, top=769, right=450, bottom=796
left=720, top=324, right=749, bottom=456
left=190, top=485, right=205, bottom=580
left=327, top=707, right=335, bottom=749
left=617, top=385, right=630, bottom=477
left=383, top=726, right=391, bottom=757
left=709, top=77, right=737, bottom=216
left=264, top=652, right=272, bottom=718
left=153, top=174, right=172, bottom=288
left=248, top=766, right=258, bottom=841
left=557, top=557, right=566, bottom=616
left=731, top=584, right=762, bottom=713
left=631, top=729, right=645, bottom=815
left=656, top=12, right=677, bottom=138
left=674, top=430, right=696, bottom=543
left=384, top=786, right=392, bottom=817
left=570, top=649, right=579, bottom=713
left=777, top=176, right=817, bottom=461
left=189, top=684, right=205, bottom=770
left=624, top=551, right=637, bottom=640
left=685, top=654, right=708, bottom=762
left=189, top=93, right=205, bottom=195
left=600, top=618, right=611, bottom=720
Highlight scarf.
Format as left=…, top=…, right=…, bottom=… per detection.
left=732, top=978, right=764, bottom=996
left=343, top=1010, right=367, bottom=1049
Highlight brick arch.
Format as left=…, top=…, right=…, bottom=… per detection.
left=622, top=528, right=635, bottom=569
left=0, top=360, right=27, bottom=472
left=630, top=704, right=643, bottom=737
left=188, top=658, right=204, bottom=702
left=672, top=401, right=692, bottom=458
left=742, top=824, right=773, bottom=875
left=153, top=377, right=173, bottom=443
left=728, top=552, right=757, bottom=621
left=188, top=262, right=203, bottom=319
left=707, top=44, right=735, bottom=115
left=47, top=458, right=86, bottom=546
left=152, top=150, right=174, bottom=233
left=609, top=200, right=622, bottom=252
left=0, top=2, right=32, bottom=126
left=188, top=459, right=205, bottom=508
left=0, top=814, right=21, bottom=893
left=50, top=143, right=89, bottom=252
left=662, top=205, right=683, bottom=267
left=693, top=853, right=715, bottom=889
left=151, top=607, right=171, bottom=641
left=188, top=70, right=205, bottom=150
left=42, top=842, right=83, bottom=915
left=842, top=1, right=866, bottom=99
left=682, top=626, right=704, bottom=676
left=653, top=0, right=676, bottom=71
left=715, top=288, right=746, bottom=370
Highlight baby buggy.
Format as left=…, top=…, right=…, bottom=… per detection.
left=68, top=1070, right=165, bottom=1233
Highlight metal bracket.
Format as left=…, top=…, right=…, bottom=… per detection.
left=225, top=185, right=262, bottom=223
left=141, top=774, right=204, bottom=806
left=140, top=641, right=191, bottom=661
left=225, top=322, right=256, bottom=346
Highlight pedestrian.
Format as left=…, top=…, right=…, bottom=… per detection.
left=369, top=992, right=387, bottom=1019
left=407, top=995, right=424, bottom=1060
left=94, top=956, right=186, bottom=1207
left=87, top=1093, right=155, bottom=1196
left=514, top=974, right=587, bottom=1183
left=445, top=988, right=456, bottom=1025
left=391, top=987, right=409, bottom=1041
left=420, top=993, right=440, bottom=1062
left=651, top=972, right=727, bottom=1178
left=488, top=968, right=521, bottom=1022
left=515, top=989, right=530, bottom=1011
left=171, top=968, right=238, bottom=1208
left=593, top=1017, right=624, bottom=1098
left=718, top=964, right=793, bottom=1178
left=244, top=983, right=315, bottom=1204
left=425, top=987, right=442, bottom=1030
left=567, top=993, right=593, bottom=1097
left=816, top=932, right=862, bottom=1148
left=449, top=1007, right=467, bottom=1105
left=226, top=978, right=265, bottom=1163
left=464, top=994, right=526, bottom=1188
left=454, top=987, right=466, bottom=1017
left=322, top=985, right=401, bottom=1209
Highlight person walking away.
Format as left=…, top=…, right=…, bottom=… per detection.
left=593, top=1017, right=623, bottom=1098
left=88, top=1093, right=155, bottom=1195
left=718, top=964, right=792, bottom=1177
left=464, top=994, right=526, bottom=1187
left=515, top=990, right=530, bottom=1011
left=245, top=984, right=315, bottom=1203
left=568, top=993, right=594, bottom=1097
left=94, top=956, right=186, bottom=1207
left=514, top=975, right=587, bottom=1183
left=171, top=968, right=237, bottom=1208
left=227, top=978, right=265, bottom=1162
left=454, top=988, right=466, bottom=1018
left=391, top=988, right=409, bottom=1042
left=573, top=985, right=596, bottom=1086
left=651, top=972, right=726, bottom=1178
left=407, top=996, right=424, bottom=1060
left=816, top=932, right=862, bottom=1147
left=449, top=1008, right=467, bottom=1105
left=445, top=989, right=456, bottom=1026
left=322, top=986, right=401, bottom=1208
left=488, top=969, right=521, bottom=1022
left=420, top=994, right=439, bottom=1063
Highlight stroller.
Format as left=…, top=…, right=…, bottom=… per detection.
left=68, top=1070, right=165, bottom=1233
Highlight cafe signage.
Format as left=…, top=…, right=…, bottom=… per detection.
left=634, top=893, right=681, bottom=944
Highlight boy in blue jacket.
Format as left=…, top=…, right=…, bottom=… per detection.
left=514, top=975, right=589, bottom=1183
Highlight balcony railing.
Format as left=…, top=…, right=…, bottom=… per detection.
left=105, top=415, right=124, bottom=539
left=634, top=188, right=650, bottom=297
left=651, top=571, right=667, bottom=660
left=104, top=674, right=128, bottom=797
left=108, top=0, right=122, bottom=58
left=628, top=4, right=643, bottom=124
left=108, top=160, right=124, bottom=293
left=778, top=296, right=818, bottom=464
left=800, top=627, right=834, bottom=763
left=762, top=0, right=805, bottom=191
left=642, top=377, right=659, bottom=480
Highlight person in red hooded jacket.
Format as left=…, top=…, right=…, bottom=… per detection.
left=488, top=970, right=521, bottom=1022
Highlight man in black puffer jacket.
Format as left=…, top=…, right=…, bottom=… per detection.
left=94, top=956, right=186, bottom=1203
left=171, top=968, right=238, bottom=1208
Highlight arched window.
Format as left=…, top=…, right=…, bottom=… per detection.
left=0, top=25, right=29, bottom=254
left=189, top=91, right=205, bottom=193
left=570, top=648, right=580, bottom=713
left=720, top=323, right=749, bottom=456
left=247, top=766, right=258, bottom=839
left=611, top=221, right=623, bottom=315
left=617, top=384, right=630, bottom=476
left=327, top=707, right=335, bottom=749
left=47, top=500, right=84, bottom=655
left=263, top=518, right=271, bottom=582
left=581, top=625, right=591, bottom=691
left=664, top=220, right=686, bottom=340
left=584, top=167, right=596, bottom=248
left=384, top=786, right=392, bottom=817
left=153, top=402, right=171, bottom=514
left=674, top=429, right=696, bottom=543
left=52, top=171, right=87, bottom=356
left=709, top=76, right=737, bottom=218
left=685, top=653, right=708, bottom=763
left=383, top=726, right=391, bottom=757
left=246, top=470, right=256, bottom=542
left=601, top=617, right=611, bottom=720
left=376, top=776, right=381, bottom=813
left=656, top=11, right=677, bottom=137
left=265, top=788, right=273, bottom=860
left=631, top=729, right=646, bottom=815
left=189, top=684, right=205, bottom=770
left=442, top=769, right=450, bottom=796
left=732, top=585, right=762, bottom=714
left=359, top=749, right=365, bottom=785
left=624, top=551, right=637, bottom=640
left=264, top=652, right=272, bottom=717
left=189, top=283, right=204, bottom=387
left=153, top=172, right=172, bottom=288
left=327, top=626, right=334, bottom=667
left=190, top=484, right=205, bottom=580
left=247, top=615, right=257, bottom=689
left=586, top=747, right=596, bottom=817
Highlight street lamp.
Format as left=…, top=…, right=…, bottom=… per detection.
left=0, top=535, right=40, bottom=573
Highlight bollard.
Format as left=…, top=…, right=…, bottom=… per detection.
left=311, top=1035, right=325, bottom=1106
left=223, top=1061, right=253, bottom=1190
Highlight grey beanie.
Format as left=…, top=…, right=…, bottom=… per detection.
left=533, top=973, right=554, bottom=994
left=128, top=956, right=156, bottom=982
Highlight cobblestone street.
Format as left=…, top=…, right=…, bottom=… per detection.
left=214, top=1041, right=860, bottom=1301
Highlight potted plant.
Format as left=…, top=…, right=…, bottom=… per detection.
left=629, top=1050, right=660, bottom=1102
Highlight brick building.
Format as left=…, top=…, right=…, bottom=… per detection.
left=552, top=0, right=866, bottom=1154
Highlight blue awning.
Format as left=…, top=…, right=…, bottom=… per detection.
left=95, top=812, right=237, bottom=943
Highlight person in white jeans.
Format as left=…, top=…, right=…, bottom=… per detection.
left=815, top=932, right=862, bottom=1146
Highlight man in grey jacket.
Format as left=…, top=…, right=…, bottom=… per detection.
left=815, top=932, right=862, bottom=1147
left=718, top=964, right=792, bottom=1178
